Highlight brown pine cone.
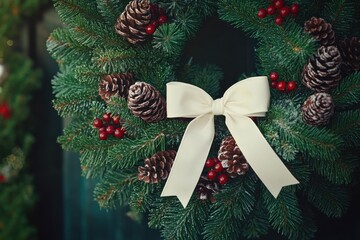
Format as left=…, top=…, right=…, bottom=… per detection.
left=138, top=150, right=176, bottom=184
left=301, top=93, right=334, bottom=126
left=196, top=176, right=220, bottom=202
left=98, top=73, right=134, bottom=103
left=115, top=0, right=151, bottom=44
left=338, top=37, right=360, bottom=75
left=218, top=136, right=249, bottom=178
left=302, top=45, right=342, bottom=92
left=304, top=17, right=336, bottom=46
left=128, top=82, right=166, bottom=123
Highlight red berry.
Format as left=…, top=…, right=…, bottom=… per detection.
left=112, top=115, right=120, bottom=125
left=99, top=132, right=108, bottom=140
left=271, top=81, right=278, bottom=88
left=274, top=0, right=284, bottom=9
left=99, top=127, right=106, bottom=133
left=158, top=15, right=168, bottom=25
left=103, top=113, right=111, bottom=122
left=257, top=9, right=267, bottom=19
left=93, top=118, right=103, bottom=128
left=286, top=81, right=297, bottom=92
left=146, top=24, right=156, bottom=35
left=214, top=163, right=223, bottom=172
left=114, top=128, right=125, bottom=139
left=205, top=158, right=215, bottom=168
left=267, top=5, right=276, bottom=15
left=214, top=157, right=220, bottom=164
left=275, top=15, right=284, bottom=25
left=279, top=6, right=290, bottom=17
left=0, top=102, right=11, bottom=119
left=151, top=20, right=160, bottom=27
left=270, top=71, right=279, bottom=81
left=106, top=125, right=115, bottom=135
left=290, top=3, right=300, bottom=15
left=218, top=174, right=229, bottom=185
left=207, top=170, right=217, bottom=181
left=0, top=174, right=6, bottom=183
left=276, top=81, right=286, bottom=91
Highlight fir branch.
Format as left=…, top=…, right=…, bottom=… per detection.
left=94, top=170, right=138, bottom=209
left=306, top=176, right=350, bottom=217
left=106, top=133, right=165, bottom=169
left=96, top=0, right=125, bottom=26
left=129, top=182, right=158, bottom=213
left=332, top=72, right=360, bottom=109
left=240, top=200, right=270, bottom=239
left=153, top=23, right=186, bottom=56
left=53, top=96, right=98, bottom=117
left=263, top=187, right=302, bottom=239
left=331, top=109, right=360, bottom=147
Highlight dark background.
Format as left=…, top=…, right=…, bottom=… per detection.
left=27, top=6, right=360, bottom=240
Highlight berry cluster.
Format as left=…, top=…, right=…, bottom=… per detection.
left=146, top=4, right=168, bottom=35
left=269, top=71, right=297, bottom=92
left=93, top=113, right=126, bottom=140
left=257, top=0, right=300, bottom=26
left=205, top=157, right=229, bottom=185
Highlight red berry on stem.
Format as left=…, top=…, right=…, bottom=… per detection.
left=280, top=6, right=290, bottom=17
left=214, top=157, right=220, bottom=163
left=207, top=170, right=217, bottom=181
left=276, top=81, right=286, bottom=91
left=271, top=81, right=278, bottom=88
left=214, top=162, right=223, bottom=172
left=93, top=118, right=103, bottom=128
left=0, top=102, right=11, bottom=119
left=103, top=113, right=111, bottom=122
left=275, top=15, right=284, bottom=25
left=99, top=127, right=106, bottom=133
left=218, top=174, right=229, bottom=185
left=106, top=125, right=115, bottom=135
left=146, top=24, right=156, bottom=35
left=257, top=9, right=267, bottom=19
left=205, top=158, right=215, bottom=168
left=114, top=128, right=125, bottom=139
left=158, top=15, right=168, bottom=25
left=290, top=3, right=300, bottom=15
left=286, top=81, right=297, bottom=92
left=267, top=5, right=276, bottom=15
left=274, top=0, right=284, bottom=9
left=112, top=115, right=120, bottom=125
left=99, top=132, right=108, bottom=140
left=270, top=71, right=279, bottom=81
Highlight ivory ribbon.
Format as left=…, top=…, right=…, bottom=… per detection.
left=161, top=76, right=299, bottom=208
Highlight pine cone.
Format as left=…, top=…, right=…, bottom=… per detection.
left=128, top=82, right=166, bottom=123
left=138, top=150, right=176, bottom=184
left=338, top=37, right=360, bottom=75
left=218, top=136, right=249, bottom=178
left=196, top=176, right=220, bottom=202
left=301, top=93, right=334, bottom=126
left=115, top=0, right=151, bottom=44
left=304, top=17, right=336, bottom=46
left=302, top=45, right=342, bottom=92
left=98, top=73, right=134, bottom=103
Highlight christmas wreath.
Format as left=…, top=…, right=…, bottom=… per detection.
left=48, top=0, right=360, bottom=239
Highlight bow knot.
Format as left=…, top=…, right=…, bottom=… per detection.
left=212, top=98, right=224, bottom=115
left=161, top=76, right=299, bottom=208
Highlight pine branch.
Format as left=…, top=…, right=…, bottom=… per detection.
left=306, top=176, right=350, bottom=217
left=240, top=200, right=270, bottom=239
left=332, top=72, right=360, bottom=109
left=331, top=109, right=360, bottom=147
left=96, top=0, right=125, bottom=26
left=153, top=23, right=186, bottom=56
left=53, top=95, right=98, bottom=117
left=94, top=170, right=138, bottom=209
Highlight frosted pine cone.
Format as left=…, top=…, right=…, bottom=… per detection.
left=98, top=73, right=134, bottom=103
left=301, top=93, right=334, bottom=126
left=304, top=17, right=336, bottom=46
left=128, top=82, right=166, bottom=123
left=338, top=37, right=360, bottom=75
left=302, top=45, right=342, bottom=92
left=138, top=150, right=176, bottom=184
left=196, top=176, right=220, bottom=202
left=218, top=136, right=249, bottom=178
left=115, top=0, right=151, bottom=44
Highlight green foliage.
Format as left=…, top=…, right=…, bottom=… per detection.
left=49, top=0, right=360, bottom=239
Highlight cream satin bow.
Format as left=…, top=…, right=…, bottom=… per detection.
left=161, top=76, right=299, bottom=208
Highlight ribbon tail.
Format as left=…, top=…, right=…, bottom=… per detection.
left=161, top=114, right=215, bottom=208
left=225, top=115, right=299, bottom=198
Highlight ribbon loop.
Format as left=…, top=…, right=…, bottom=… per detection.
left=161, top=76, right=299, bottom=208
left=212, top=98, right=224, bottom=115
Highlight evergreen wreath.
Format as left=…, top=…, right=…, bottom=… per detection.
left=48, top=0, right=360, bottom=239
